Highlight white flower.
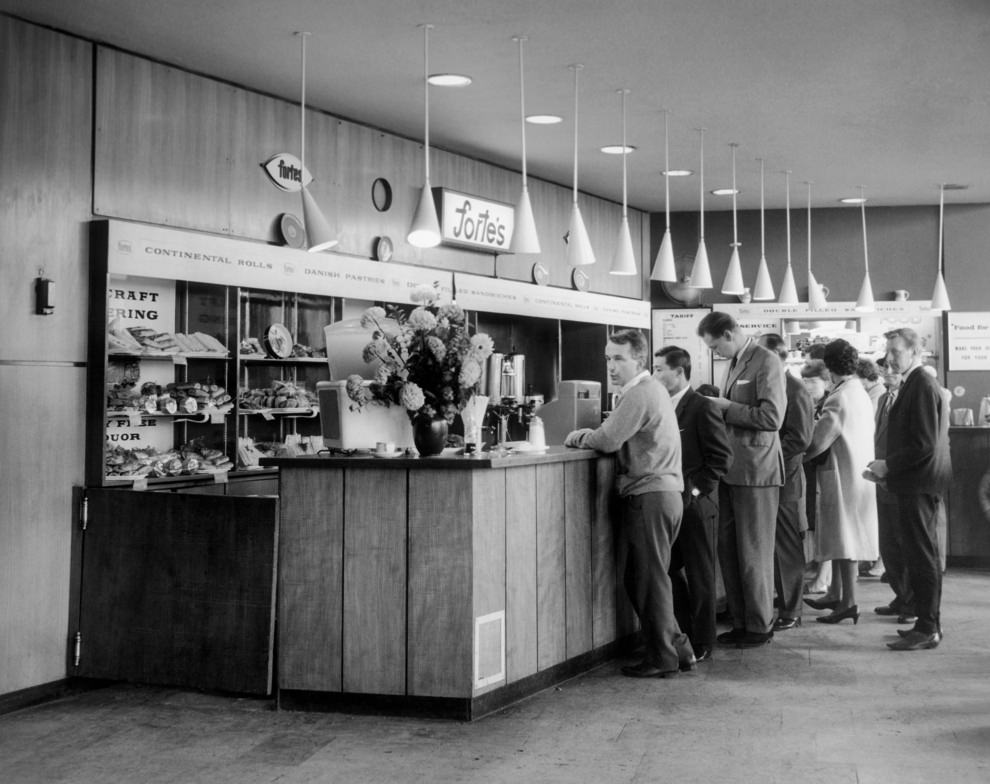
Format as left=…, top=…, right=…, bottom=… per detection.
left=408, top=307, right=438, bottom=331
left=470, top=333, right=495, bottom=360
left=360, top=306, right=387, bottom=331
left=400, top=382, right=425, bottom=411
left=426, top=336, right=446, bottom=361
left=458, top=358, right=482, bottom=388
left=409, top=284, right=438, bottom=305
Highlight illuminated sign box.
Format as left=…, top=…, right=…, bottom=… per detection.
left=435, top=187, right=515, bottom=254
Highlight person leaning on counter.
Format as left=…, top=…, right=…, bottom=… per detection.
left=564, top=328, right=696, bottom=678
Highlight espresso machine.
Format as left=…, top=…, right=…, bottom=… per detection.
left=538, top=380, right=602, bottom=445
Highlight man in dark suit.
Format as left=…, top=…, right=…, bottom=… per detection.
left=867, top=328, right=951, bottom=651
left=758, top=334, right=814, bottom=631
left=654, top=346, right=732, bottom=662
left=697, top=312, right=786, bottom=647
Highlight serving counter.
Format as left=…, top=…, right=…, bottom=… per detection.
left=262, top=447, right=635, bottom=720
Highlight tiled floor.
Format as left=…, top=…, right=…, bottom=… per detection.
left=3, top=570, right=989, bottom=783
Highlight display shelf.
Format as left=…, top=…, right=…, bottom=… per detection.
left=239, top=356, right=327, bottom=365
left=238, top=407, right=318, bottom=419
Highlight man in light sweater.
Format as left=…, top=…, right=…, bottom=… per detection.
left=565, top=329, right=694, bottom=678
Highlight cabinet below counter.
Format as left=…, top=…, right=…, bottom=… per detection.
left=263, top=447, right=636, bottom=720
left=948, top=427, right=990, bottom=567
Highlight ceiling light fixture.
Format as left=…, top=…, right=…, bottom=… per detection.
left=407, top=24, right=442, bottom=248
left=839, top=196, right=867, bottom=204
left=778, top=170, right=798, bottom=304
left=566, top=64, right=595, bottom=267
left=509, top=35, right=540, bottom=254
left=855, top=186, right=875, bottom=312
left=662, top=169, right=693, bottom=177
left=295, top=32, right=338, bottom=252
left=806, top=180, right=827, bottom=311
left=650, top=108, right=676, bottom=282
left=427, top=73, right=472, bottom=86
left=600, top=144, right=637, bottom=155
left=610, top=88, right=636, bottom=276
left=751, top=157, right=774, bottom=300
left=689, top=127, right=712, bottom=288
left=526, top=114, right=563, bottom=125
left=711, top=188, right=740, bottom=196
left=720, top=143, right=746, bottom=295
left=931, top=183, right=952, bottom=311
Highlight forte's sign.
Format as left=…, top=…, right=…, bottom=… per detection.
left=435, top=188, right=515, bottom=254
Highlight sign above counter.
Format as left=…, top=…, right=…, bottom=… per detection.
left=947, top=312, right=990, bottom=370
left=436, top=188, right=514, bottom=254
left=454, top=272, right=650, bottom=328
left=102, top=219, right=453, bottom=304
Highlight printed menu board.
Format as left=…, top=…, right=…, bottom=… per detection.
left=947, top=312, right=990, bottom=370
left=651, top=308, right=713, bottom=387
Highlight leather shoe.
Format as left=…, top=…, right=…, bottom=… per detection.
left=874, top=604, right=900, bottom=616
left=737, top=631, right=773, bottom=648
left=772, top=616, right=801, bottom=632
left=887, top=630, right=940, bottom=650
left=803, top=597, right=839, bottom=611
left=897, top=628, right=943, bottom=641
left=897, top=613, right=918, bottom=624
left=621, top=660, right=678, bottom=678
left=679, top=655, right=698, bottom=672
left=716, top=628, right=747, bottom=645
left=694, top=646, right=713, bottom=663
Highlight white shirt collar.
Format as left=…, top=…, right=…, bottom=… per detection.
left=668, top=385, right=689, bottom=407
left=619, top=370, right=651, bottom=396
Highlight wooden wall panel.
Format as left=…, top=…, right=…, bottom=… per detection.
left=535, top=462, right=567, bottom=670
left=278, top=467, right=344, bottom=691
left=504, top=466, right=538, bottom=683
left=592, top=456, right=622, bottom=645
left=407, top=469, right=473, bottom=697
left=564, top=460, right=593, bottom=657
left=342, top=469, right=407, bottom=695
left=471, top=470, right=506, bottom=696
left=0, top=16, right=92, bottom=697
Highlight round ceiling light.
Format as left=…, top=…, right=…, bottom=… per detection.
left=711, top=188, right=739, bottom=196
left=839, top=196, right=867, bottom=204
left=600, top=144, right=636, bottom=154
left=526, top=114, right=563, bottom=125
left=662, top=169, right=693, bottom=177
left=427, top=73, right=472, bottom=87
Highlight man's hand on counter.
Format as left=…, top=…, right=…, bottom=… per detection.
left=564, top=428, right=594, bottom=448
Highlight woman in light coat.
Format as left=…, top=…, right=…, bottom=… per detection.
left=803, top=339, right=879, bottom=624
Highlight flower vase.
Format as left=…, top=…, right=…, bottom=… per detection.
left=413, top=414, right=447, bottom=457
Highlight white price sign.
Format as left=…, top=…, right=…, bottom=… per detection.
left=947, top=312, right=990, bottom=370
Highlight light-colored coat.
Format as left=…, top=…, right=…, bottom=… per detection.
left=806, top=376, right=879, bottom=561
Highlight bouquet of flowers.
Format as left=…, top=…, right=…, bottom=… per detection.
left=345, top=284, right=495, bottom=424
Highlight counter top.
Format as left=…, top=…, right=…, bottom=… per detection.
left=261, top=445, right=599, bottom=471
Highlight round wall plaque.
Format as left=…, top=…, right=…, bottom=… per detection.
left=532, top=262, right=549, bottom=286
left=571, top=268, right=590, bottom=291
left=371, top=177, right=393, bottom=212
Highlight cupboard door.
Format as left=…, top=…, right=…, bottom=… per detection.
left=77, top=489, right=278, bottom=694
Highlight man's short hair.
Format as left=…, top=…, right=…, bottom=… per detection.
left=697, top=311, right=737, bottom=339
left=800, top=359, right=831, bottom=382
left=884, top=327, right=920, bottom=351
left=804, top=343, right=826, bottom=360
left=855, top=358, right=880, bottom=382
left=696, top=384, right=720, bottom=398
left=608, top=328, right=650, bottom=365
left=758, top=333, right=788, bottom=361
left=654, top=345, right=692, bottom=380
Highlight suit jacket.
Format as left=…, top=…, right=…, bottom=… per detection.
left=780, top=372, right=814, bottom=502
left=675, top=386, right=733, bottom=498
left=874, top=388, right=897, bottom=504
left=885, top=366, right=952, bottom=495
left=721, top=339, right=787, bottom=486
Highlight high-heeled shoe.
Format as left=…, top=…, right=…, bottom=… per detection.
left=803, top=597, right=838, bottom=611
left=816, top=605, right=860, bottom=625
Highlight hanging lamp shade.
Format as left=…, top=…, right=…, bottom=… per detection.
left=689, top=127, right=712, bottom=288
left=566, top=64, right=595, bottom=266
left=296, top=31, right=338, bottom=252
left=854, top=189, right=875, bottom=312
left=931, top=184, right=952, bottom=311
left=720, top=143, right=746, bottom=295
left=610, top=89, right=636, bottom=275
left=778, top=169, right=798, bottom=304
left=650, top=109, right=677, bottom=282
left=752, top=157, right=774, bottom=300
left=407, top=24, right=441, bottom=248
left=509, top=36, right=541, bottom=254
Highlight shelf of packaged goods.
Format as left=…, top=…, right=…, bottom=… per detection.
left=108, top=352, right=229, bottom=363
left=106, top=408, right=232, bottom=424
left=238, top=355, right=327, bottom=365
left=237, top=407, right=318, bottom=419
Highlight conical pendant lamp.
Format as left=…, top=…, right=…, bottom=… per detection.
left=931, top=184, right=952, bottom=311
left=689, top=127, right=713, bottom=288
left=855, top=186, right=875, bottom=312
left=650, top=109, right=676, bottom=282
left=610, top=89, right=637, bottom=276
left=509, top=35, right=540, bottom=254
left=720, top=142, right=745, bottom=295
left=566, top=64, right=595, bottom=267
left=296, top=32, right=338, bottom=252
left=777, top=169, right=798, bottom=304
left=407, top=24, right=441, bottom=248
left=752, top=157, right=774, bottom=300
left=805, top=181, right=827, bottom=311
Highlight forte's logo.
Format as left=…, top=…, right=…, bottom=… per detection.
left=436, top=188, right=516, bottom=254
left=261, top=154, right=314, bottom=192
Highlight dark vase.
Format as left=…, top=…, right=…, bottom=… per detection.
left=412, top=414, right=448, bottom=457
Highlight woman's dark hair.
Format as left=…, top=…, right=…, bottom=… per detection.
left=823, top=338, right=859, bottom=377
left=855, top=358, right=880, bottom=382
left=696, top=383, right=721, bottom=398
left=800, top=359, right=831, bottom=382
left=804, top=343, right=826, bottom=360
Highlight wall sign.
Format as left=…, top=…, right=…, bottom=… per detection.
left=651, top=308, right=713, bottom=387
left=260, top=153, right=313, bottom=192
left=436, top=188, right=515, bottom=254
left=947, top=312, right=990, bottom=370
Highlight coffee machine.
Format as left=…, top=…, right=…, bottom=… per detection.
left=538, top=380, right=602, bottom=445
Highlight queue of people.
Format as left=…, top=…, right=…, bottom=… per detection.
left=564, top=314, right=952, bottom=678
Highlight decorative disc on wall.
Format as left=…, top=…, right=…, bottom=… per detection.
left=279, top=213, right=307, bottom=249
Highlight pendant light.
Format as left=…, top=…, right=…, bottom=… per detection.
left=778, top=169, right=798, bottom=304
left=720, top=142, right=745, bottom=294
left=688, top=127, right=713, bottom=288
left=610, top=88, right=636, bottom=276
left=509, top=35, right=540, bottom=254
left=931, top=184, right=952, bottom=311
left=650, top=108, right=676, bottom=282
left=296, top=32, right=338, bottom=252
left=806, top=181, right=827, bottom=311
left=566, top=64, right=595, bottom=267
left=407, top=24, right=442, bottom=248
left=855, top=186, right=876, bottom=312
left=751, top=157, right=774, bottom=300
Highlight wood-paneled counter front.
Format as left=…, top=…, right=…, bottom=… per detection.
left=263, top=448, right=635, bottom=719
